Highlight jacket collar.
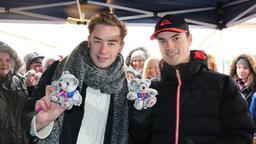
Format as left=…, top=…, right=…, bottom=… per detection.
left=161, top=50, right=208, bottom=81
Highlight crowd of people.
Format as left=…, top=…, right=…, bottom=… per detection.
left=0, top=11, right=255, bottom=144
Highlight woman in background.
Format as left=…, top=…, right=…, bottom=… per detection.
left=230, top=54, right=256, bottom=105
left=142, top=57, right=160, bottom=80
left=125, top=47, right=150, bottom=78
left=0, top=41, right=29, bottom=144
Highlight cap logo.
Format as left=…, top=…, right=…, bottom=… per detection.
left=160, top=19, right=172, bottom=26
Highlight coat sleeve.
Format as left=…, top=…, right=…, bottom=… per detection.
left=21, top=60, right=59, bottom=137
left=214, top=76, right=255, bottom=144
left=129, top=100, right=153, bottom=144
left=249, top=93, right=256, bottom=124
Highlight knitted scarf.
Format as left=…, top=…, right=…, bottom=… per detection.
left=38, top=41, right=129, bottom=144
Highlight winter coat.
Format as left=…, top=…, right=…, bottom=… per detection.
left=229, top=54, right=256, bottom=105
left=22, top=41, right=129, bottom=144
left=129, top=50, right=255, bottom=144
left=0, top=74, right=29, bottom=144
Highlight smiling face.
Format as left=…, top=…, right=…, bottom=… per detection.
left=146, top=59, right=160, bottom=79
left=156, top=31, right=192, bottom=66
left=88, top=24, right=124, bottom=69
left=131, top=56, right=145, bottom=71
left=236, top=64, right=250, bottom=80
left=0, top=51, right=13, bottom=77
left=29, top=61, right=43, bottom=73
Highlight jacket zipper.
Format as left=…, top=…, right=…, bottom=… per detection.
left=175, top=69, right=182, bottom=144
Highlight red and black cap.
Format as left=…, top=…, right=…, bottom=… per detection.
left=150, top=14, right=189, bottom=40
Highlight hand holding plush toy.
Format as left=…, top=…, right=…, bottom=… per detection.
left=35, top=71, right=82, bottom=113
left=127, top=79, right=158, bottom=110
left=49, top=71, right=82, bottom=110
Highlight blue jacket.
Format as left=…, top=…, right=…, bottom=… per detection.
left=249, top=93, right=256, bottom=123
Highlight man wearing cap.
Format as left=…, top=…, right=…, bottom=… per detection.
left=24, top=52, right=44, bottom=96
left=24, top=52, right=44, bottom=73
left=129, top=14, right=254, bottom=144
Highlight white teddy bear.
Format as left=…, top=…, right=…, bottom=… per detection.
left=25, top=69, right=42, bottom=86
left=127, top=79, right=158, bottom=110
left=49, top=71, right=82, bottom=110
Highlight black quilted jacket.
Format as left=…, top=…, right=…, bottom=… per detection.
left=129, top=50, right=255, bottom=144
left=0, top=74, right=29, bottom=144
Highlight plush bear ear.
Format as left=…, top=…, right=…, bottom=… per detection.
left=129, top=79, right=139, bottom=90
left=144, top=79, right=151, bottom=87
left=130, top=79, right=138, bottom=86
left=73, top=77, right=79, bottom=85
left=62, top=71, right=69, bottom=75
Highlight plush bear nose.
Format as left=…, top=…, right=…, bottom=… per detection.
left=59, top=83, right=62, bottom=87
left=142, top=86, right=145, bottom=89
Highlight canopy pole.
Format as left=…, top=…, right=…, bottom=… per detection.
left=76, top=0, right=84, bottom=21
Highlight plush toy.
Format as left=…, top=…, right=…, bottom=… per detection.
left=25, top=69, right=42, bottom=86
left=127, top=78, right=158, bottom=110
left=49, top=71, right=82, bottom=110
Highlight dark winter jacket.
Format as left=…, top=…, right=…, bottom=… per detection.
left=129, top=50, right=255, bottom=144
left=0, top=74, right=29, bottom=144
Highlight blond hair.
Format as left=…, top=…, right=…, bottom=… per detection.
left=207, top=54, right=218, bottom=72
left=142, top=57, right=160, bottom=79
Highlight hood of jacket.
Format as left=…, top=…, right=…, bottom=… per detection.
left=230, top=54, right=256, bottom=80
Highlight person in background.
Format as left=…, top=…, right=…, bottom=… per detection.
left=125, top=47, right=150, bottom=78
left=129, top=14, right=255, bottom=144
left=230, top=54, right=256, bottom=136
left=142, top=57, right=160, bottom=80
left=0, top=41, right=29, bottom=144
left=230, top=54, right=256, bottom=106
left=126, top=65, right=137, bottom=82
left=207, top=54, right=218, bottom=72
left=23, top=52, right=44, bottom=96
left=22, top=11, right=129, bottom=144
left=18, top=65, right=26, bottom=76
left=24, top=52, right=44, bottom=73
left=42, top=55, right=63, bottom=72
